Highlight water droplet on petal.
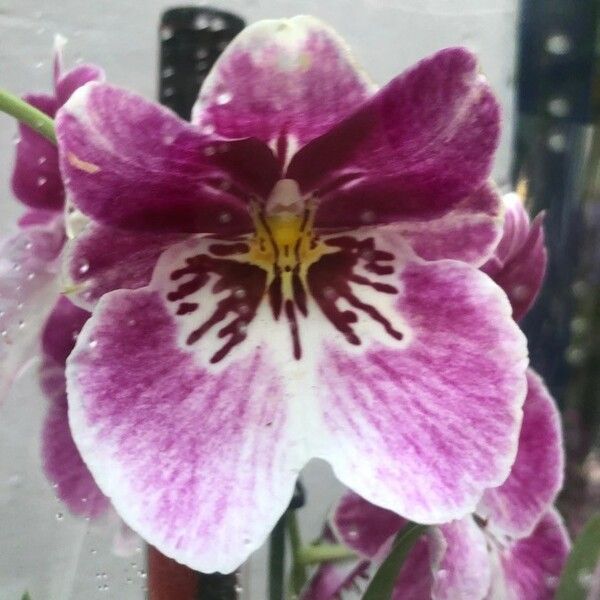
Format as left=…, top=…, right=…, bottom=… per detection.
left=216, top=91, right=233, bottom=105
left=233, top=288, right=246, bottom=299
left=78, top=260, right=90, bottom=275
left=347, top=526, right=359, bottom=539
left=89, top=339, right=98, bottom=349
left=27, top=272, right=36, bottom=281
left=162, top=66, right=175, bottom=78
left=37, top=176, right=47, bottom=187
left=201, top=123, right=216, bottom=136
left=196, top=48, right=209, bottom=60
left=210, top=17, right=226, bottom=31
left=160, top=26, right=174, bottom=40
left=219, top=212, right=232, bottom=224
left=204, top=146, right=216, bottom=157
left=360, top=210, right=375, bottom=224
left=194, top=15, right=210, bottom=29
left=37, top=156, right=47, bottom=165
left=55, top=511, right=64, bottom=520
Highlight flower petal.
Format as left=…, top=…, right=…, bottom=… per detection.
left=391, top=537, right=434, bottom=600
left=41, top=357, right=109, bottom=518
left=0, top=215, right=65, bottom=401
left=64, top=222, right=188, bottom=309
left=194, top=16, right=374, bottom=157
left=11, top=93, right=64, bottom=211
left=41, top=296, right=89, bottom=365
left=333, top=491, right=403, bottom=558
left=287, top=47, right=500, bottom=228
left=478, top=369, right=564, bottom=538
left=66, top=286, right=308, bottom=572
left=314, top=250, right=528, bottom=523
left=431, top=519, right=491, bottom=600
left=56, top=83, right=280, bottom=234
left=481, top=194, right=547, bottom=321
left=489, top=508, right=570, bottom=600
left=55, top=64, right=105, bottom=107
left=397, top=183, right=503, bottom=265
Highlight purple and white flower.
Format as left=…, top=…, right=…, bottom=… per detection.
left=54, top=16, right=529, bottom=572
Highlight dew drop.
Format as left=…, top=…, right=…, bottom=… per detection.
left=127, top=318, right=137, bottom=326
left=160, top=26, right=174, bottom=40
left=163, top=87, right=175, bottom=98
left=18, top=320, right=25, bottom=329
left=55, top=511, right=64, bottom=520
left=161, top=66, right=175, bottom=78
left=25, top=241, right=33, bottom=250
left=89, top=339, right=98, bottom=349
left=163, top=134, right=175, bottom=145
left=196, top=48, right=209, bottom=60
left=219, top=212, right=232, bottom=223
left=90, top=548, right=97, bottom=555
left=37, top=156, right=47, bottom=165
left=233, top=288, right=246, bottom=299
left=547, top=132, right=566, bottom=152
left=360, top=210, right=375, bottom=224
left=201, top=123, right=216, bottom=136
left=203, top=146, right=216, bottom=156
left=234, top=584, right=243, bottom=594
left=210, top=17, right=226, bottom=31
left=216, top=91, right=233, bottom=105
left=34, top=61, right=44, bottom=69
left=27, top=272, right=36, bottom=281
left=37, top=176, right=47, bottom=187
left=547, top=97, right=570, bottom=118
left=194, top=15, right=210, bottom=29
left=546, top=33, right=571, bottom=55
left=347, top=526, right=359, bottom=540
left=78, top=260, right=90, bottom=275
left=126, top=577, right=132, bottom=584
left=323, top=286, right=337, bottom=300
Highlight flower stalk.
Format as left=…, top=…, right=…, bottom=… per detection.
left=0, top=88, right=56, bottom=144
left=296, top=543, right=356, bottom=566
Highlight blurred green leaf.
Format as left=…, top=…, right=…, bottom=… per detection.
left=362, top=522, right=427, bottom=600
left=556, top=513, right=600, bottom=600
left=21, top=593, right=31, bottom=600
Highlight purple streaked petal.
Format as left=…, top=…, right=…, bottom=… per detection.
left=11, top=93, right=64, bottom=212
left=56, top=83, right=280, bottom=234
left=0, top=216, right=65, bottom=401
left=490, top=508, right=570, bottom=600
left=431, top=519, right=491, bottom=600
left=287, top=47, right=500, bottom=229
left=391, top=537, right=434, bottom=600
left=40, top=357, right=109, bottom=518
left=478, top=369, right=564, bottom=538
left=333, top=491, right=403, bottom=558
left=64, top=223, right=188, bottom=309
left=66, top=287, right=306, bottom=573
left=397, top=183, right=503, bottom=265
left=317, top=255, right=528, bottom=524
left=481, top=193, right=547, bottom=321
left=194, top=16, right=374, bottom=157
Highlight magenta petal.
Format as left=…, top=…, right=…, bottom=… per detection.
left=397, top=183, right=503, bottom=265
left=478, top=369, right=564, bottom=538
left=318, top=257, right=527, bottom=523
left=391, top=537, right=434, bottom=600
left=66, top=288, right=305, bottom=572
left=481, top=193, right=547, bottom=321
left=491, top=509, right=570, bottom=599
left=287, top=47, right=500, bottom=229
left=11, top=93, right=64, bottom=212
left=333, top=491, right=403, bottom=558
left=41, top=296, right=89, bottom=365
left=41, top=357, right=109, bottom=519
left=431, top=519, right=491, bottom=600
left=194, top=16, right=374, bottom=154
left=56, top=83, right=280, bottom=234
left=65, top=223, right=188, bottom=308
left=55, top=64, right=105, bottom=106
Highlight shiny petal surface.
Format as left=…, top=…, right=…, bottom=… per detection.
left=194, top=15, right=374, bottom=157
left=0, top=215, right=65, bottom=401
left=64, top=222, right=188, bottom=309
left=333, top=491, right=403, bottom=558
left=66, top=287, right=307, bottom=572
left=481, top=193, right=547, bottom=321
left=397, top=183, right=503, bottom=265
left=316, top=254, right=528, bottom=523
left=431, top=519, right=491, bottom=600
left=11, top=93, right=64, bottom=211
left=478, top=369, right=564, bottom=537
left=489, top=509, right=570, bottom=600
left=287, top=47, right=500, bottom=229
left=56, top=83, right=280, bottom=233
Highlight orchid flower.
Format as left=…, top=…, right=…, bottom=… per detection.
left=303, top=193, right=568, bottom=600
left=53, top=16, right=529, bottom=572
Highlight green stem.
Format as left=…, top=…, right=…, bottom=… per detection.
left=0, top=88, right=56, bottom=144
left=286, top=510, right=308, bottom=596
left=296, top=543, right=357, bottom=566
left=268, top=515, right=286, bottom=600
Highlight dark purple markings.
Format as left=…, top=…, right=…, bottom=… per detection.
left=167, top=252, right=266, bottom=363
left=284, top=299, right=301, bottom=360
left=307, top=236, right=403, bottom=345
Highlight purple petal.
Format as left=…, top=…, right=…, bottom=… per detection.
left=491, top=508, right=570, bottom=599
left=41, top=356, right=110, bottom=519
left=431, top=519, right=491, bottom=600
left=55, top=64, right=105, bottom=106
left=41, top=296, right=89, bottom=365
left=64, top=223, right=188, bottom=308
left=333, top=491, right=403, bottom=558
left=478, top=369, right=564, bottom=538
left=194, top=16, right=374, bottom=157
left=0, top=216, right=65, bottom=401
left=314, top=243, right=527, bottom=523
left=56, top=83, right=280, bottom=234
left=11, top=93, right=64, bottom=212
left=287, top=47, right=500, bottom=229
left=391, top=537, right=434, bottom=600
left=66, top=286, right=306, bottom=572
left=397, top=183, right=503, bottom=265
left=481, top=193, right=547, bottom=321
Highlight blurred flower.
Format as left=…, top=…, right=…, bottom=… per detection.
left=55, top=16, right=528, bottom=572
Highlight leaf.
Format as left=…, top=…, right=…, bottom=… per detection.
left=362, top=522, right=427, bottom=600
left=556, top=513, right=600, bottom=600
left=21, top=593, right=32, bottom=600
